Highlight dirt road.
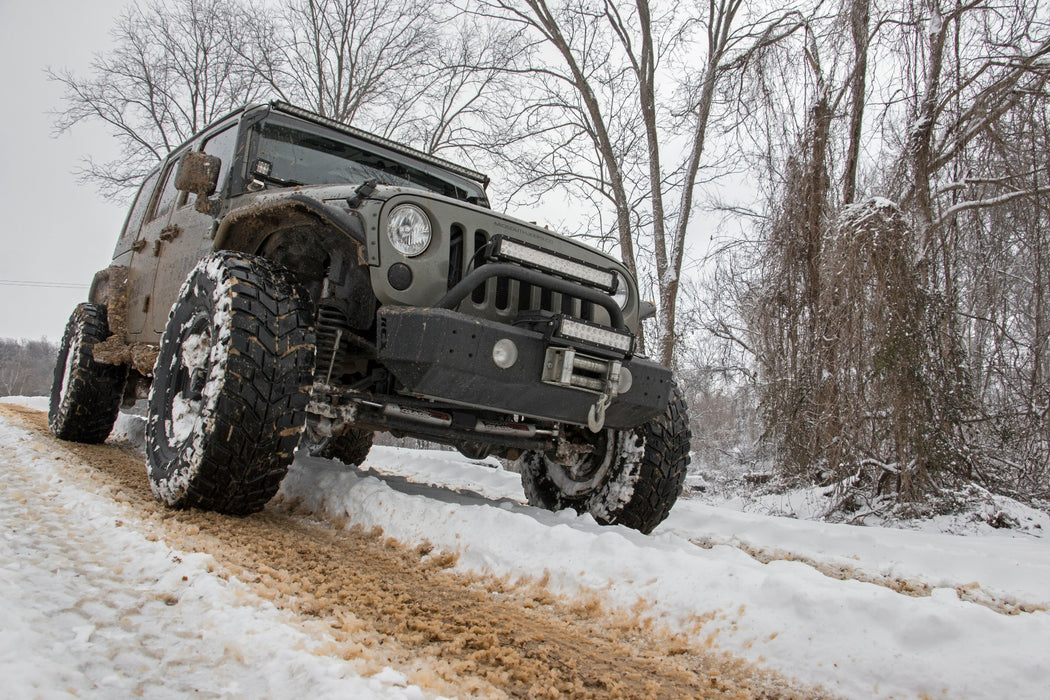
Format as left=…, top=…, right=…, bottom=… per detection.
left=2, top=403, right=826, bottom=699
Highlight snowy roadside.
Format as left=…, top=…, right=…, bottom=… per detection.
left=278, top=448, right=1050, bottom=699
left=299, top=441, right=1050, bottom=613
left=5, top=396, right=1050, bottom=698
left=0, top=401, right=434, bottom=699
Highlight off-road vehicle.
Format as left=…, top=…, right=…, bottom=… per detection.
left=49, top=102, right=690, bottom=533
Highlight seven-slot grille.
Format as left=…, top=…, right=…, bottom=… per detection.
left=446, top=225, right=607, bottom=325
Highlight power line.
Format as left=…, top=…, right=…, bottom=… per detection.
left=0, top=280, right=89, bottom=290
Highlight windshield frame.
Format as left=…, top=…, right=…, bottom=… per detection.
left=246, top=112, right=489, bottom=206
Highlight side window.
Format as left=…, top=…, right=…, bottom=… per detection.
left=201, top=125, right=239, bottom=198
left=118, top=169, right=161, bottom=247
left=150, top=159, right=182, bottom=223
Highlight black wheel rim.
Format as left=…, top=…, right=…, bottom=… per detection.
left=162, top=312, right=215, bottom=451
left=544, top=429, right=618, bottom=498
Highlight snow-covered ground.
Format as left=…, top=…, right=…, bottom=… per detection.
left=0, top=399, right=428, bottom=699
left=3, top=396, right=1050, bottom=698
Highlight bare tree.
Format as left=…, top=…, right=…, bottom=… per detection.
left=52, top=0, right=516, bottom=196
left=894, top=0, right=1050, bottom=244
left=842, top=0, right=870, bottom=203
left=705, top=0, right=1050, bottom=509
left=254, top=0, right=437, bottom=128
left=883, top=0, right=1050, bottom=495
left=49, top=0, right=270, bottom=199
left=377, top=14, right=526, bottom=159
left=464, top=0, right=806, bottom=365
left=469, top=0, right=644, bottom=277
left=0, top=338, right=59, bottom=397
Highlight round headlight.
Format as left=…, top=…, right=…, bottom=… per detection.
left=387, top=204, right=432, bottom=257
left=611, top=271, right=630, bottom=310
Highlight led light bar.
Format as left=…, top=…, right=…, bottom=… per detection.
left=555, top=316, right=634, bottom=354
left=491, top=236, right=618, bottom=292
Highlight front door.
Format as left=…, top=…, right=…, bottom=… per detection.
left=148, top=123, right=242, bottom=335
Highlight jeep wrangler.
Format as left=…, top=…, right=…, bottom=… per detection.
left=49, top=102, right=690, bottom=533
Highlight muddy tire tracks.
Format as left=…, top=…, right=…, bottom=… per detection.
left=2, top=404, right=826, bottom=699
left=688, top=534, right=1047, bottom=616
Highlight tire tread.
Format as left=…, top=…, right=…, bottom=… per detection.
left=49, top=303, right=128, bottom=444
left=147, top=252, right=315, bottom=515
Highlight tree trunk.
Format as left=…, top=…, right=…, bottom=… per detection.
left=843, top=0, right=870, bottom=204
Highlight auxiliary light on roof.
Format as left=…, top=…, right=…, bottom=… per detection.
left=491, top=236, right=618, bottom=292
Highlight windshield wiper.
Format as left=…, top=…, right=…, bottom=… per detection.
left=257, top=171, right=304, bottom=188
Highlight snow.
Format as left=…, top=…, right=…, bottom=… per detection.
left=282, top=449, right=1050, bottom=699
left=3, top=396, right=1050, bottom=699
left=0, top=401, right=426, bottom=699
left=664, top=500, right=1050, bottom=613
left=167, top=325, right=211, bottom=444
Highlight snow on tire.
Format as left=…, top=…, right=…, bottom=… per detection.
left=146, top=252, right=315, bottom=515
left=48, top=303, right=128, bottom=444
left=589, top=385, right=691, bottom=533
left=519, top=384, right=691, bottom=534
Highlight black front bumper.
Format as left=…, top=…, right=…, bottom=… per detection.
left=376, top=307, right=671, bottom=429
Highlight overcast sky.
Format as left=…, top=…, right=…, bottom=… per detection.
left=0, top=0, right=724, bottom=342
left=0, top=0, right=132, bottom=341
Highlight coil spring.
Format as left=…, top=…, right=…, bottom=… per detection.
left=315, top=304, right=350, bottom=383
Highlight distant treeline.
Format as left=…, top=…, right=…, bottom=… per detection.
left=0, top=338, right=59, bottom=397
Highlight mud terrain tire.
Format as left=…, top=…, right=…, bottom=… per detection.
left=146, top=252, right=315, bottom=515
left=520, top=385, right=690, bottom=534
left=315, top=428, right=374, bottom=466
left=48, top=303, right=128, bottom=443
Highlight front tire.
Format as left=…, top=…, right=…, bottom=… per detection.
left=146, top=252, right=315, bottom=515
left=48, top=303, right=128, bottom=443
left=519, top=385, right=691, bottom=534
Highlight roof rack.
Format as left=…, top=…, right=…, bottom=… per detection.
left=271, top=101, right=490, bottom=190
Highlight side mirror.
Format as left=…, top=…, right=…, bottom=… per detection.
left=174, top=151, right=220, bottom=197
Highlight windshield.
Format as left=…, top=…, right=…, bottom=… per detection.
left=253, top=119, right=487, bottom=204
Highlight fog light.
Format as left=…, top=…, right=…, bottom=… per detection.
left=492, top=338, right=518, bottom=369
left=618, top=366, right=633, bottom=394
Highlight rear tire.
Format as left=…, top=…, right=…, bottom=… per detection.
left=314, top=428, right=373, bottom=466
left=146, top=252, right=315, bottom=515
left=519, top=385, right=691, bottom=534
left=48, top=303, right=128, bottom=443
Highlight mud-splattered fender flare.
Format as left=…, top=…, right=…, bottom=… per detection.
left=89, top=265, right=129, bottom=337
left=213, top=194, right=367, bottom=258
